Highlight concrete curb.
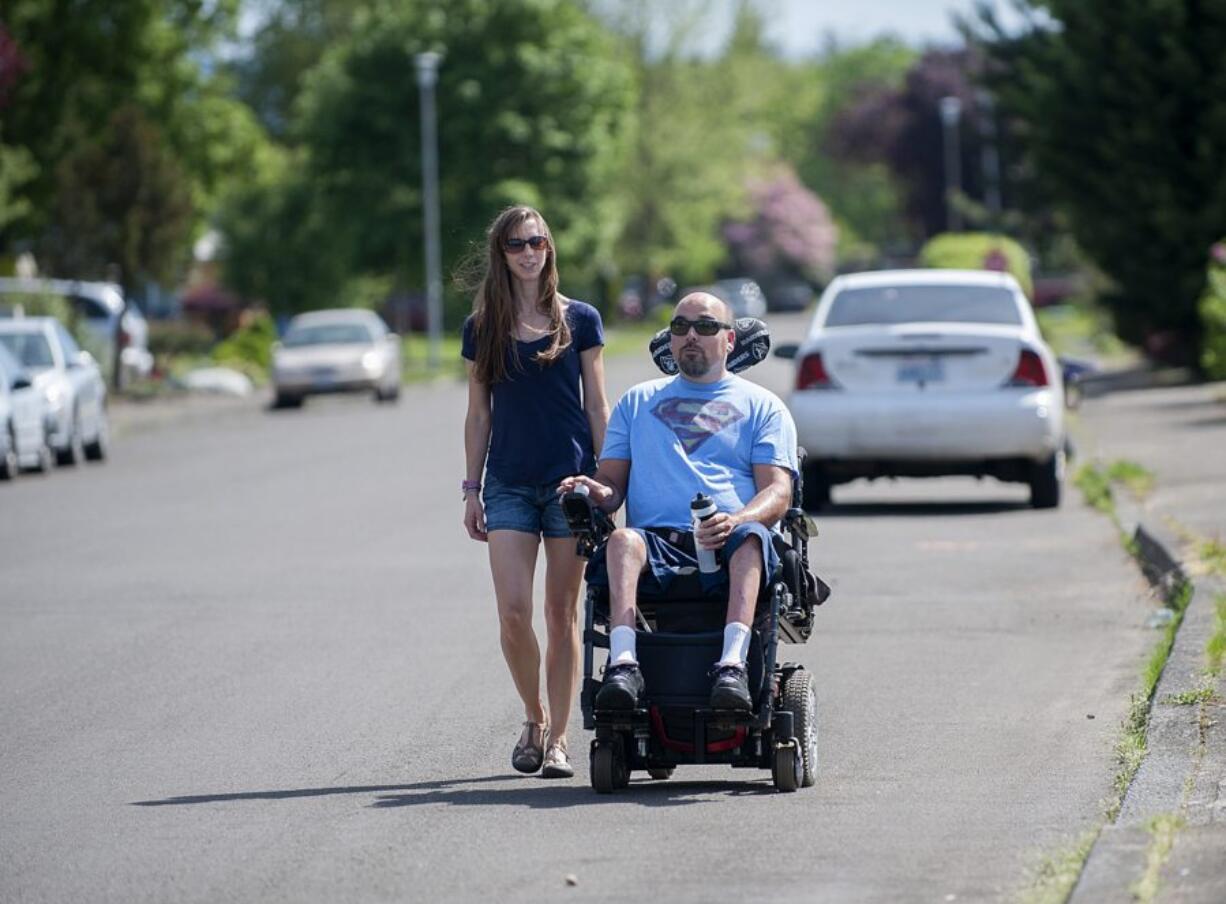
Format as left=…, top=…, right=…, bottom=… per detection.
left=1069, top=495, right=1226, bottom=902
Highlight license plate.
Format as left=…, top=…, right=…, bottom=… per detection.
left=896, top=357, right=944, bottom=384
left=311, top=367, right=336, bottom=387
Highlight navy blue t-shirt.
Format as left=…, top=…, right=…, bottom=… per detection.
left=462, top=300, right=605, bottom=485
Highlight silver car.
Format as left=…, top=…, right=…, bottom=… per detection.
left=0, top=343, right=52, bottom=478
left=0, top=318, right=109, bottom=465
left=270, top=310, right=402, bottom=408
left=0, top=277, right=154, bottom=389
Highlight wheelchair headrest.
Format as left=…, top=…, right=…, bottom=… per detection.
left=649, top=317, right=772, bottom=375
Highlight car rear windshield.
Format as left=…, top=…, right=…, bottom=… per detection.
left=283, top=324, right=373, bottom=347
left=0, top=332, right=54, bottom=368
left=824, top=285, right=1023, bottom=327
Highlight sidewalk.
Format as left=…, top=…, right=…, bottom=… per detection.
left=1071, top=381, right=1226, bottom=903
left=107, top=388, right=268, bottom=439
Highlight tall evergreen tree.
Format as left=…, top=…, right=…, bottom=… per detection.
left=977, top=0, right=1226, bottom=364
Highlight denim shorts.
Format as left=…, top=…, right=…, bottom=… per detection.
left=482, top=474, right=572, bottom=538
left=586, top=522, right=780, bottom=599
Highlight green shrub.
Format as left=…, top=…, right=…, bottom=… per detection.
left=212, top=311, right=277, bottom=375
left=148, top=320, right=216, bottom=358
left=918, top=232, right=1034, bottom=298
left=1199, top=242, right=1226, bottom=380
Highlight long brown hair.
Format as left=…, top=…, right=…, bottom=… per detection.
left=470, top=206, right=571, bottom=385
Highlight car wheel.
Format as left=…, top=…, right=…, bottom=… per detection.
left=83, top=421, right=109, bottom=462
left=801, top=461, right=831, bottom=511
left=55, top=415, right=84, bottom=466
left=273, top=392, right=303, bottom=409
left=30, top=438, right=53, bottom=474
left=1029, top=451, right=1064, bottom=509
left=0, top=424, right=17, bottom=481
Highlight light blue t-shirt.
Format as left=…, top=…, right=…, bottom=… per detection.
left=601, top=373, right=798, bottom=530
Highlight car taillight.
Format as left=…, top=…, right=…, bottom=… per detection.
left=796, top=352, right=838, bottom=390
left=1007, top=349, right=1049, bottom=387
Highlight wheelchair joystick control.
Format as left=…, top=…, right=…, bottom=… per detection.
left=691, top=493, right=720, bottom=574
left=574, top=482, right=590, bottom=497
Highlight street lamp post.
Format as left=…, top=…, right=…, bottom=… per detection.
left=415, top=51, right=443, bottom=369
left=939, top=95, right=964, bottom=233
left=976, top=89, right=1003, bottom=227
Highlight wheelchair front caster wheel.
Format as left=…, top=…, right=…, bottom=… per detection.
left=772, top=744, right=802, bottom=792
left=591, top=741, right=629, bottom=793
left=646, top=767, right=674, bottom=781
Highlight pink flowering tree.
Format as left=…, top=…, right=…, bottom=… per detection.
left=723, top=167, right=838, bottom=285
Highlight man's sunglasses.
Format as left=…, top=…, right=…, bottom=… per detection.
left=669, top=317, right=732, bottom=337
left=504, top=235, right=549, bottom=253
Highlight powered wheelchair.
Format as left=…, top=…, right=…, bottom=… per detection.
left=560, top=319, right=831, bottom=794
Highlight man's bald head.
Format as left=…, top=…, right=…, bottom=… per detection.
left=669, top=292, right=735, bottom=382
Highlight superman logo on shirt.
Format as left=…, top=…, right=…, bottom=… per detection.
left=651, top=398, right=745, bottom=454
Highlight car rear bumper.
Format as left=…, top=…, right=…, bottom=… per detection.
left=789, top=388, right=1063, bottom=463
left=273, top=375, right=379, bottom=396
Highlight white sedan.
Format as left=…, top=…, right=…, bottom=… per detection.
left=0, top=343, right=53, bottom=478
left=270, top=309, right=402, bottom=408
left=776, top=269, right=1065, bottom=509
left=0, top=317, right=109, bottom=466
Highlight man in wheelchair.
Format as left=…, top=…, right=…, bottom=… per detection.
left=557, top=291, right=799, bottom=712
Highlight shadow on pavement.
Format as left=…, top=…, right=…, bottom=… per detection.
left=813, top=500, right=1029, bottom=518
left=132, top=775, right=775, bottom=810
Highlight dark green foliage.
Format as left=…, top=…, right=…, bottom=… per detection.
left=42, top=106, right=194, bottom=288
left=978, top=1, right=1226, bottom=365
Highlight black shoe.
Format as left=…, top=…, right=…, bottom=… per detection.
left=709, top=663, right=752, bottom=711
left=596, top=663, right=645, bottom=710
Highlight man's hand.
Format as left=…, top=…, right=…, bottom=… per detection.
left=695, top=510, right=739, bottom=550
left=557, top=474, right=617, bottom=510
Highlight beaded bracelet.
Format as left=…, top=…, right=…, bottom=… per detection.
left=461, top=479, right=482, bottom=498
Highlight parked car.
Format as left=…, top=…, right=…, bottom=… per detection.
left=0, top=277, right=154, bottom=388
left=270, top=309, right=402, bottom=408
left=762, top=279, right=816, bottom=313
left=775, top=269, right=1066, bottom=509
left=0, top=343, right=53, bottom=478
left=0, top=317, right=109, bottom=465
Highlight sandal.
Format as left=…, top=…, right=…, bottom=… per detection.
left=540, top=736, right=573, bottom=779
left=512, top=720, right=547, bottom=774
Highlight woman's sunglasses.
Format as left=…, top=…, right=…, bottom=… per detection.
left=669, top=317, right=732, bottom=337
left=504, top=235, right=549, bottom=253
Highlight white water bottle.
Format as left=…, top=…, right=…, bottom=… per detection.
left=691, top=493, right=720, bottom=574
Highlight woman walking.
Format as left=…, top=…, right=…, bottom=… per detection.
left=461, top=206, right=609, bottom=778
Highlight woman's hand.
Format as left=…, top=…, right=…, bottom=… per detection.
left=463, top=494, right=488, bottom=542
left=556, top=474, right=616, bottom=510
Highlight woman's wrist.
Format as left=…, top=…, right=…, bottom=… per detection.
left=462, top=478, right=482, bottom=500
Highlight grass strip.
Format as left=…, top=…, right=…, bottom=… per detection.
left=1105, top=460, right=1154, bottom=499
left=1018, top=829, right=1100, bottom=904
left=1207, top=593, right=1226, bottom=676
left=1130, top=813, right=1184, bottom=904
left=1074, top=463, right=1115, bottom=516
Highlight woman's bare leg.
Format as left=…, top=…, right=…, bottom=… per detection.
left=488, top=530, right=547, bottom=725
left=541, top=536, right=586, bottom=745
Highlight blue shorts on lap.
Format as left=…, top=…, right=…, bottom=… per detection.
left=482, top=474, right=572, bottom=539
left=586, top=521, right=780, bottom=599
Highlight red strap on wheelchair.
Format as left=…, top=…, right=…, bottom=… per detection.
left=650, top=706, right=748, bottom=753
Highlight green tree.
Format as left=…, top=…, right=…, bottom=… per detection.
left=42, top=106, right=194, bottom=289
left=226, top=0, right=633, bottom=320
left=977, top=1, right=1226, bottom=365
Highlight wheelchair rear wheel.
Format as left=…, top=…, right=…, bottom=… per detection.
left=780, top=668, right=819, bottom=787
left=590, top=738, right=629, bottom=793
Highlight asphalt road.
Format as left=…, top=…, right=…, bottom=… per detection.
left=1, top=312, right=1157, bottom=903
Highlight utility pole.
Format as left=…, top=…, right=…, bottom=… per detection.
left=977, top=89, right=1003, bottom=228
left=939, top=96, right=964, bottom=233
left=415, top=51, right=443, bottom=368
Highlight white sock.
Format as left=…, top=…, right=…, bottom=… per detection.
left=717, top=622, right=752, bottom=667
left=609, top=625, right=637, bottom=665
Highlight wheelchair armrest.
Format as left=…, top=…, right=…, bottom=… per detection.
left=782, top=507, right=810, bottom=541
left=561, top=491, right=614, bottom=558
